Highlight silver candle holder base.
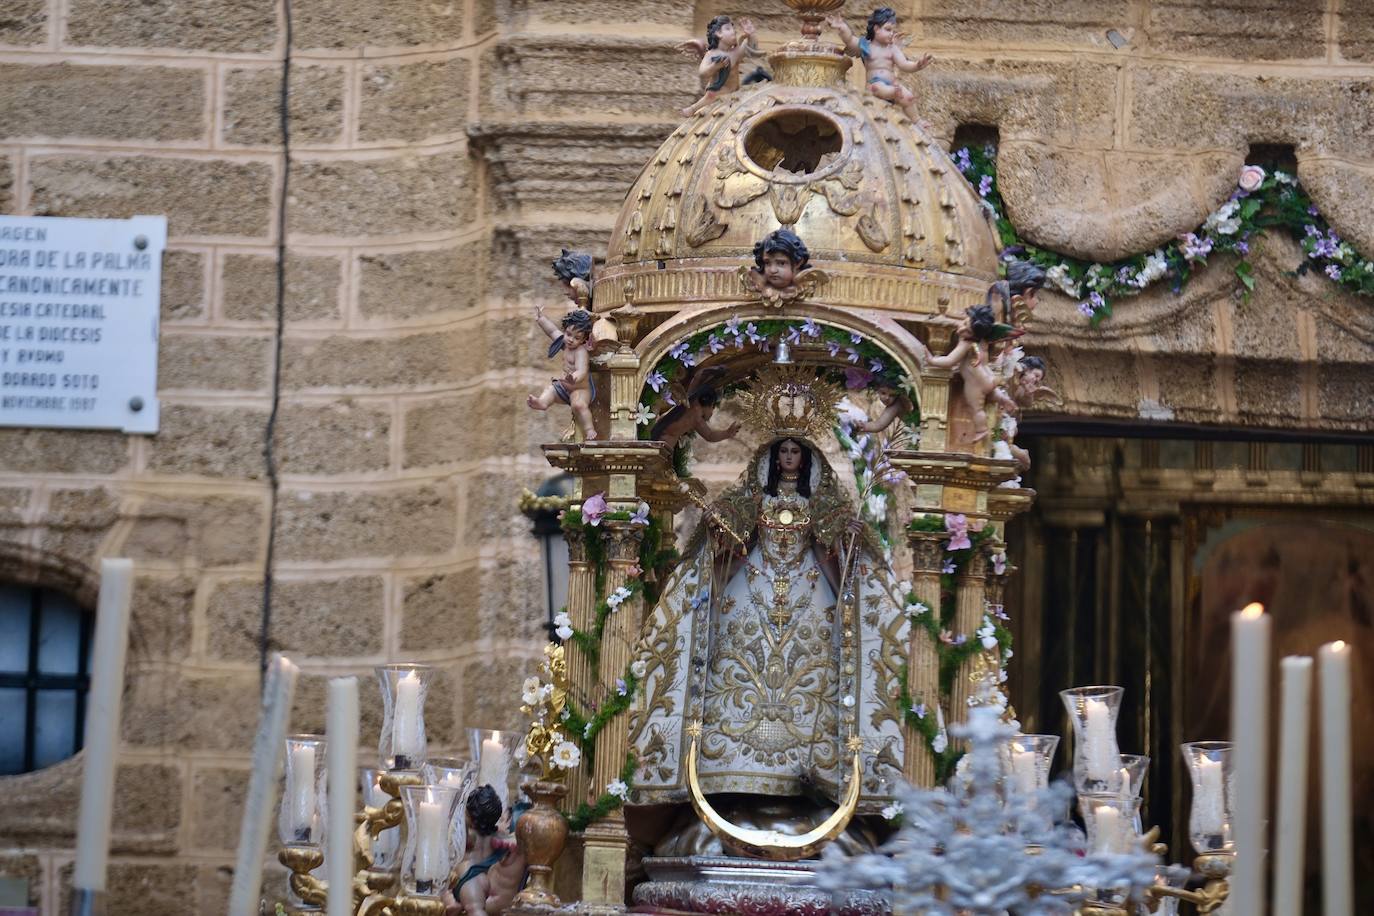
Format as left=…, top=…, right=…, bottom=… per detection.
left=69, top=888, right=107, bottom=916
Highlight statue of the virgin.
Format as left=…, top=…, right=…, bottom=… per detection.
left=631, top=374, right=911, bottom=834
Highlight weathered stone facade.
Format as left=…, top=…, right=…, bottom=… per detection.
left=0, top=0, right=1370, bottom=911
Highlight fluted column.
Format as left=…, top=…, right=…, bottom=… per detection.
left=563, top=525, right=594, bottom=812
left=581, top=518, right=642, bottom=911
left=918, top=366, right=953, bottom=453
left=950, top=546, right=991, bottom=724
left=904, top=530, right=945, bottom=787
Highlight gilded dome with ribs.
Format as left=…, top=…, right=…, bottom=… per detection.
left=593, top=42, right=1001, bottom=317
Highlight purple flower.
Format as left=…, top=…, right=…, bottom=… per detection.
left=706, top=334, right=724, bottom=354
left=990, top=603, right=1009, bottom=621
left=690, top=592, right=709, bottom=611
left=992, top=552, right=1007, bottom=575
left=669, top=342, right=691, bottom=361
left=953, top=634, right=968, bottom=646
left=826, top=341, right=842, bottom=357
left=1326, top=264, right=1343, bottom=281
left=1077, top=300, right=1097, bottom=318
left=1235, top=240, right=1249, bottom=255
left=1090, top=291, right=1105, bottom=309
left=945, top=513, right=971, bottom=551
left=845, top=347, right=861, bottom=364
left=953, top=147, right=972, bottom=173
left=1308, top=204, right=1320, bottom=216
left=646, top=371, right=667, bottom=392
left=1312, top=236, right=1339, bottom=259
left=913, top=703, right=928, bottom=720
left=941, top=558, right=957, bottom=575
left=801, top=318, right=821, bottom=338
left=850, top=332, right=863, bottom=345
left=679, top=349, right=697, bottom=368
left=615, top=678, right=628, bottom=697
left=1304, top=223, right=1322, bottom=238
left=983, top=143, right=996, bottom=158
left=745, top=322, right=763, bottom=344
left=1181, top=233, right=1213, bottom=262
left=786, top=325, right=802, bottom=344
left=630, top=502, right=651, bottom=526
left=978, top=174, right=994, bottom=198
left=582, top=492, right=608, bottom=527
left=723, top=317, right=741, bottom=337
left=869, top=359, right=884, bottom=374
left=844, top=367, right=874, bottom=389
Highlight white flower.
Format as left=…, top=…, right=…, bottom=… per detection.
left=1238, top=164, right=1266, bottom=192
left=1139, top=250, right=1169, bottom=284
left=606, top=586, right=633, bottom=610
left=906, top=600, right=930, bottom=617
left=632, top=403, right=656, bottom=426
left=864, top=491, right=887, bottom=522
left=1044, top=263, right=1080, bottom=297
left=898, top=579, right=912, bottom=595
left=555, top=623, right=574, bottom=641
left=976, top=616, right=998, bottom=650
left=1203, top=199, right=1241, bottom=236
left=631, top=659, right=648, bottom=679
left=1274, top=170, right=1295, bottom=185
left=932, top=732, right=947, bottom=754
left=551, top=740, right=581, bottom=769
left=880, top=801, right=904, bottom=821
left=540, top=683, right=554, bottom=701
left=521, top=676, right=543, bottom=705
left=836, top=397, right=870, bottom=429
left=606, top=778, right=629, bottom=800
left=842, top=694, right=855, bottom=708
left=553, top=611, right=572, bottom=628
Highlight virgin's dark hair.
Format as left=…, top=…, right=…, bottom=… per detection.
left=865, top=7, right=897, bottom=41
left=468, top=785, right=503, bottom=837
left=764, top=438, right=812, bottom=498
left=752, top=229, right=810, bottom=272
left=706, top=15, right=731, bottom=50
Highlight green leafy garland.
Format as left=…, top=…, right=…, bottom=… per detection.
left=550, top=505, right=675, bottom=829
left=899, top=513, right=1012, bottom=780
left=637, top=318, right=921, bottom=437
left=953, top=144, right=1374, bottom=324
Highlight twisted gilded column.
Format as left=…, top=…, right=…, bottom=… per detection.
left=904, top=530, right=946, bottom=787
left=950, top=545, right=991, bottom=724
left=563, top=524, right=595, bottom=813
left=582, top=518, right=643, bottom=911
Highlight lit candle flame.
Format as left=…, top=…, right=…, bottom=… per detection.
left=1241, top=602, right=1264, bottom=619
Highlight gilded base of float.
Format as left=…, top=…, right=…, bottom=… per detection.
left=630, top=856, right=887, bottom=916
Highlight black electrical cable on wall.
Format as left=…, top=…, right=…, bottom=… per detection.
left=259, top=0, right=292, bottom=678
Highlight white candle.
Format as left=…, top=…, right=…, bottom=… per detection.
left=1318, top=641, right=1352, bottom=916
left=228, top=654, right=300, bottom=916
left=1272, top=656, right=1312, bottom=916
left=392, top=671, right=422, bottom=764
left=478, top=736, right=509, bottom=804
left=1010, top=747, right=1038, bottom=794
left=1230, top=603, right=1271, bottom=916
left=1092, top=805, right=1122, bottom=854
left=288, top=744, right=318, bottom=839
left=326, top=678, right=359, bottom=916
left=1083, top=698, right=1117, bottom=783
left=1195, top=755, right=1225, bottom=836
left=414, top=798, right=447, bottom=884
left=72, top=558, right=134, bottom=893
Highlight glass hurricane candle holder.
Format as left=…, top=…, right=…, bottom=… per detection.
left=1059, top=686, right=1124, bottom=794
left=423, top=757, right=475, bottom=855
left=279, top=734, right=326, bottom=847
left=1118, top=753, right=1150, bottom=797
left=377, top=664, right=434, bottom=770
left=468, top=728, right=522, bottom=809
left=1005, top=734, right=1059, bottom=796
left=1181, top=740, right=1234, bottom=855
left=1080, top=793, right=1142, bottom=855
left=401, top=783, right=462, bottom=898
left=359, top=766, right=400, bottom=870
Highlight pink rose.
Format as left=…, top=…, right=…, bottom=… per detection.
left=1238, top=165, right=1265, bottom=193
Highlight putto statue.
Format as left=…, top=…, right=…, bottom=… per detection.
left=827, top=8, right=934, bottom=128
left=527, top=307, right=598, bottom=441
left=678, top=15, right=769, bottom=117
left=551, top=248, right=594, bottom=309
left=739, top=229, right=828, bottom=306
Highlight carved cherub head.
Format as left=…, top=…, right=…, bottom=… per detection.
left=752, top=229, right=811, bottom=291
left=991, top=258, right=1047, bottom=323
left=552, top=249, right=594, bottom=302
left=706, top=15, right=737, bottom=50
left=466, top=785, right=503, bottom=837
left=560, top=308, right=595, bottom=349
left=1015, top=354, right=1046, bottom=394
left=866, top=7, right=899, bottom=42
left=962, top=304, right=999, bottom=342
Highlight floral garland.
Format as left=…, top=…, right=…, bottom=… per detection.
left=541, top=495, right=674, bottom=830
left=636, top=318, right=921, bottom=435
left=953, top=144, right=1374, bottom=323
left=898, top=513, right=1013, bottom=781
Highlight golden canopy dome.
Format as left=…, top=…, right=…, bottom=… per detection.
left=593, top=36, right=1001, bottom=319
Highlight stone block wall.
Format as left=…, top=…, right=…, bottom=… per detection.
left=0, top=0, right=1371, bottom=911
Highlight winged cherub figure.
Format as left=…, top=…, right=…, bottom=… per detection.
left=528, top=308, right=599, bottom=441
left=827, top=8, right=934, bottom=129
left=679, top=15, right=769, bottom=117
left=739, top=229, right=828, bottom=306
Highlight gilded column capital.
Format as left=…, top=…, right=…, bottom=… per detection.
left=959, top=546, right=990, bottom=580
left=564, top=524, right=589, bottom=565
left=600, top=521, right=645, bottom=566
left=907, top=529, right=947, bottom=573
